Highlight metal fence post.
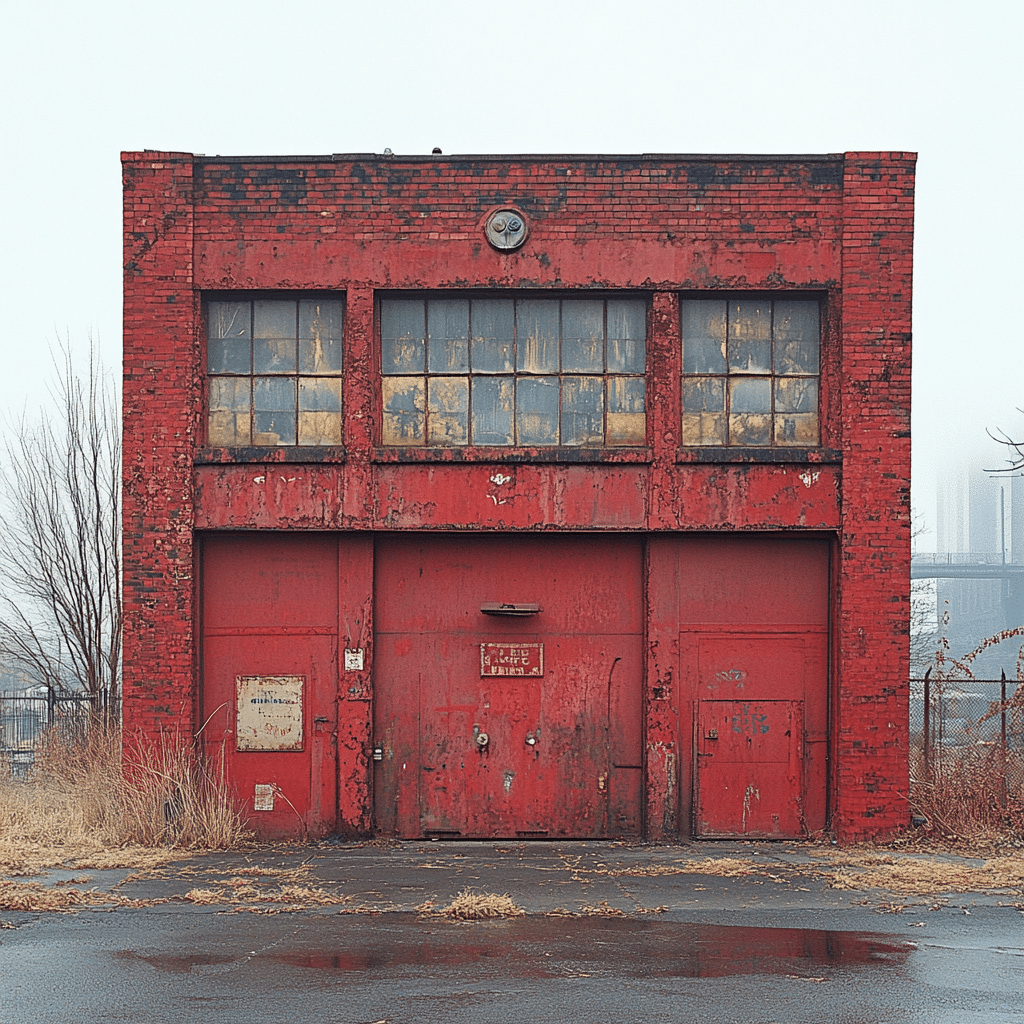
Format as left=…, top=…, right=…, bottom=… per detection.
left=923, top=667, right=931, bottom=778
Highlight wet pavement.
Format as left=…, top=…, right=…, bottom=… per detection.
left=1, top=840, right=1022, bottom=1023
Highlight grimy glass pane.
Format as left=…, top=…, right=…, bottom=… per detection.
left=681, top=412, right=728, bottom=446
left=208, top=302, right=252, bottom=340
left=728, top=299, right=772, bottom=373
left=775, top=412, right=820, bottom=446
left=730, top=377, right=771, bottom=413
left=729, top=412, right=771, bottom=446
left=381, top=378, right=425, bottom=445
left=298, top=411, right=343, bottom=446
left=254, top=336, right=297, bottom=374
left=253, top=377, right=297, bottom=445
left=427, top=298, right=470, bottom=374
left=471, top=377, right=514, bottom=445
left=681, top=299, right=727, bottom=374
left=606, top=299, right=646, bottom=373
left=380, top=299, right=425, bottom=375
left=516, top=299, right=560, bottom=374
left=207, top=302, right=251, bottom=373
left=606, top=377, right=646, bottom=446
left=299, top=299, right=343, bottom=374
left=427, top=377, right=469, bottom=446
left=207, top=377, right=251, bottom=446
left=682, top=377, right=725, bottom=413
left=516, top=377, right=559, bottom=446
left=253, top=300, right=297, bottom=339
left=561, top=376, right=604, bottom=446
left=470, top=299, right=514, bottom=373
left=561, top=299, right=604, bottom=372
left=774, top=300, right=820, bottom=375
left=774, top=377, right=817, bottom=413
left=298, top=377, right=342, bottom=412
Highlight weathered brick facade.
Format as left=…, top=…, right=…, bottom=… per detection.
left=123, top=151, right=914, bottom=841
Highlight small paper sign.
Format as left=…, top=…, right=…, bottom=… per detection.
left=480, top=643, right=544, bottom=677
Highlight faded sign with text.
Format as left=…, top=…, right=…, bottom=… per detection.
left=236, top=675, right=304, bottom=751
left=480, top=643, right=544, bottom=677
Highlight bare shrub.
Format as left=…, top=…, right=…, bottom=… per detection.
left=427, top=888, right=525, bottom=920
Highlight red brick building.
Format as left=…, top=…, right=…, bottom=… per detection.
left=122, top=150, right=914, bottom=842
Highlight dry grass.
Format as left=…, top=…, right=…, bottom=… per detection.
left=0, top=724, right=252, bottom=877
left=815, top=851, right=1024, bottom=897
left=422, top=888, right=525, bottom=920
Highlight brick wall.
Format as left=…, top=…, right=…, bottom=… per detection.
left=122, top=151, right=915, bottom=840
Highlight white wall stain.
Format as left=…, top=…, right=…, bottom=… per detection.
left=799, top=470, right=820, bottom=488
left=253, top=475, right=266, bottom=484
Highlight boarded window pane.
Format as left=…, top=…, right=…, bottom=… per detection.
left=561, top=300, right=604, bottom=372
left=253, top=301, right=296, bottom=339
left=253, top=378, right=297, bottom=445
left=427, top=377, right=468, bottom=446
left=427, top=299, right=470, bottom=374
left=471, top=299, right=514, bottom=373
left=607, top=377, right=646, bottom=445
left=471, top=377, right=514, bottom=445
left=299, top=299, right=343, bottom=373
left=728, top=300, right=772, bottom=373
left=681, top=299, right=727, bottom=374
left=516, top=377, right=559, bottom=445
left=774, top=300, right=820, bottom=375
left=516, top=300, right=560, bottom=374
left=606, top=300, right=646, bottom=373
left=208, top=378, right=251, bottom=446
left=561, top=376, right=604, bottom=446
left=382, top=378, right=425, bottom=445
left=381, top=300, right=425, bottom=374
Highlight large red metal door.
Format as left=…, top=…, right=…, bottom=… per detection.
left=373, top=535, right=643, bottom=839
left=696, top=700, right=804, bottom=836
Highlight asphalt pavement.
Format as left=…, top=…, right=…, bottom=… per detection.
left=1, top=840, right=1021, bottom=1024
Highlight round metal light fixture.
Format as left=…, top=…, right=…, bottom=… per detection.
left=485, top=209, right=528, bottom=251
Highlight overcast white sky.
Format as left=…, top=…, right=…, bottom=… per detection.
left=2, top=0, right=1021, bottom=544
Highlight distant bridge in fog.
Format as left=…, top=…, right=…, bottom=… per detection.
left=911, top=553, right=1024, bottom=580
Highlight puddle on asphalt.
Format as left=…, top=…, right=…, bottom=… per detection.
left=112, top=950, right=239, bottom=973
left=266, top=915, right=911, bottom=980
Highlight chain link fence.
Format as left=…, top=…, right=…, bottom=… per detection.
left=910, top=675, right=1024, bottom=797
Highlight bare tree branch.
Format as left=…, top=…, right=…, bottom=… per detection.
left=0, top=341, right=121, bottom=712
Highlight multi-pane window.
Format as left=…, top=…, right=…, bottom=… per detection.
left=380, top=296, right=647, bottom=447
left=207, top=299, right=344, bottom=446
left=680, top=297, right=820, bottom=447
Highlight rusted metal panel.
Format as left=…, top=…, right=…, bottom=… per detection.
left=696, top=700, right=804, bottom=837
left=372, top=535, right=643, bottom=839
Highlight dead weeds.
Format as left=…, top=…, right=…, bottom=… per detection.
left=421, top=888, right=525, bottom=920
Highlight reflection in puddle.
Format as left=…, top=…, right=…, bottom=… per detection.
left=112, top=950, right=239, bottom=973
left=268, top=916, right=911, bottom=980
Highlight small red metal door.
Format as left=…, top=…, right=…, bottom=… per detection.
left=373, top=535, right=643, bottom=839
left=695, top=700, right=804, bottom=837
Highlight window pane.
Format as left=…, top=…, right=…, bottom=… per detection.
left=382, top=378, right=425, bottom=445
left=208, top=378, right=251, bottom=446
left=774, top=379, right=819, bottom=446
left=381, top=299, right=425, bottom=374
left=681, top=299, right=727, bottom=374
left=607, top=377, right=646, bottom=445
left=427, top=377, right=469, bottom=445
left=427, top=299, right=469, bottom=374
left=774, top=300, right=820, bottom=375
left=471, top=377, right=514, bottom=445
left=254, top=336, right=297, bottom=374
left=561, top=376, right=604, bottom=446
left=299, top=299, right=343, bottom=374
left=298, top=411, right=343, bottom=445
left=299, top=376, right=342, bottom=412
left=208, top=302, right=251, bottom=373
left=606, top=299, right=646, bottom=373
left=471, top=299, right=514, bottom=373
left=253, top=378, right=297, bottom=445
left=681, top=377, right=726, bottom=445
left=728, top=299, right=772, bottom=373
left=561, top=300, right=604, bottom=372
left=516, top=299, right=560, bottom=374
left=253, top=301, right=296, bottom=339
left=729, top=378, right=770, bottom=445
left=516, top=377, right=559, bottom=445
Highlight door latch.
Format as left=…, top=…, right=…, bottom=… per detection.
left=705, top=729, right=718, bottom=740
